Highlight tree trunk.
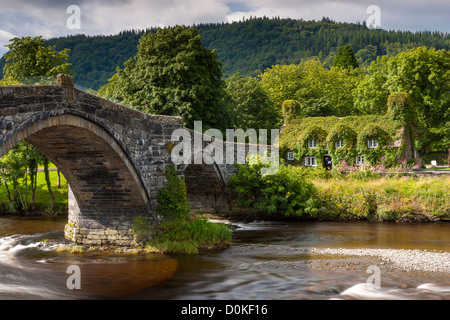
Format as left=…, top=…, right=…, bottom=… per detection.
left=43, top=158, right=55, bottom=211
left=57, top=169, right=61, bottom=189
left=4, top=181, right=12, bottom=202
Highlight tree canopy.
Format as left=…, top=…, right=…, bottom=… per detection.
left=2, top=36, right=72, bottom=83
left=99, top=26, right=230, bottom=131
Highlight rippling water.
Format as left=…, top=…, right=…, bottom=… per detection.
left=0, top=216, right=449, bottom=300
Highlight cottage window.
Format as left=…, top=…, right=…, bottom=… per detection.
left=368, top=139, right=378, bottom=149
left=287, top=151, right=294, bottom=161
left=305, top=156, right=316, bottom=167
left=308, top=139, right=317, bottom=148
left=335, top=139, right=344, bottom=148
left=356, top=155, right=365, bottom=165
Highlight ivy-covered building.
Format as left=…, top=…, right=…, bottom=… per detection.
left=279, top=93, right=418, bottom=169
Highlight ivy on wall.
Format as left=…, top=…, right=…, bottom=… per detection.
left=295, top=125, right=328, bottom=168
left=326, top=124, right=358, bottom=165
left=357, top=124, right=394, bottom=166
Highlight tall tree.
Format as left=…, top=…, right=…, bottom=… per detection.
left=353, top=47, right=450, bottom=153
left=225, top=73, right=281, bottom=131
left=99, top=26, right=231, bottom=131
left=333, top=45, right=359, bottom=70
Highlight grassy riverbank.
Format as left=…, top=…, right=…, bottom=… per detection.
left=228, top=162, right=450, bottom=222
left=0, top=170, right=68, bottom=215
left=312, top=175, right=450, bottom=222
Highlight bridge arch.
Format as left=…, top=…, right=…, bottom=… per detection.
left=1, top=113, right=151, bottom=245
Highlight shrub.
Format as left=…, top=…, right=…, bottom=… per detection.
left=229, top=158, right=320, bottom=217
left=155, top=165, right=191, bottom=221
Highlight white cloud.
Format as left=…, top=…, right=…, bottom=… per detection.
left=0, top=29, right=16, bottom=56
left=0, top=0, right=448, bottom=46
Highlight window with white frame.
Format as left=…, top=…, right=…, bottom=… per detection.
left=356, top=155, right=365, bottom=165
left=368, top=139, right=378, bottom=148
left=308, top=139, right=317, bottom=148
left=287, top=151, right=294, bottom=161
left=305, top=156, right=316, bottom=167
left=335, top=139, right=344, bottom=148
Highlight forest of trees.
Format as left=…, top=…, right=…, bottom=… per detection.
left=1, top=17, right=449, bottom=90
left=0, top=18, right=449, bottom=215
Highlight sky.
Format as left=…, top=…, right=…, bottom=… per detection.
left=0, top=0, right=449, bottom=57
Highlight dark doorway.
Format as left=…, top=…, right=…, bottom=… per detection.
left=324, top=155, right=332, bottom=170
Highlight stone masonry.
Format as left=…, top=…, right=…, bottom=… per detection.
left=0, top=75, right=265, bottom=246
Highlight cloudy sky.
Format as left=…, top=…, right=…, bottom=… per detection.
left=0, top=0, right=449, bottom=56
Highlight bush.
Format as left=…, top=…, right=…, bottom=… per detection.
left=229, top=158, right=320, bottom=217
left=143, top=165, right=233, bottom=253
left=155, top=165, right=191, bottom=221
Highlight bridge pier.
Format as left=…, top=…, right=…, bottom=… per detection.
left=65, top=187, right=152, bottom=246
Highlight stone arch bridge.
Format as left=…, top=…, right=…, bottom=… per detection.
left=0, top=75, right=274, bottom=246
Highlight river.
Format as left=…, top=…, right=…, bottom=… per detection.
left=0, top=215, right=449, bottom=300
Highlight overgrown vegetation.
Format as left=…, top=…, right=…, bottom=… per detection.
left=132, top=165, right=232, bottom=254
left=230, top=161, right=450, bottom=222
left=0, top=142, right=67, bottom=214
left=229, top=157, right=321, bottom=218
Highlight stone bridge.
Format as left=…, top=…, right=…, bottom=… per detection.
left=0, top=75, right=275, bottom=246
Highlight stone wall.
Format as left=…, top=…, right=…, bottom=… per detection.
left=0, top=76, right=254, bottom=246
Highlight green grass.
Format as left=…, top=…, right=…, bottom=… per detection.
left=432, top=167, right=450, bottom=172
left=0, top=170, right=68, bottom=214
left=146, top=217, right=233, bottom=254
left=312, top=175, right=450, bottom=221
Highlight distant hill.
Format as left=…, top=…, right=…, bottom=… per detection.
left=1, top=17, right=449, bottom=90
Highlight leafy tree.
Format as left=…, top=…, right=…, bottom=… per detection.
left=354, top=47, right=450, bottom=153
left=259, top=59, right=361, bottom=117
left=333, top=45, right=359, bottom=69
left=225, top=73, right=281, bottom=131
left=155, top=165, right=191, bottom=222
left=99, top=26, right=231, bottom=131
left=2, top=36, right=72, bottom=83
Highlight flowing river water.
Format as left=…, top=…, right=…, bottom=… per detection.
left=0, top=215, right=449, bottom=300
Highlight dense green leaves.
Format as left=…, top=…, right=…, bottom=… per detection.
left=99, top=26, right=230, bottom=130
left=2, top=36, right=72, bottom=83
left=333, top=45, right=359, bottom=69
left=155, top=165, right=191, bottom=222
left=229, top=158, right=319, bottom=217
left=225, top=73, right=281, bottom=131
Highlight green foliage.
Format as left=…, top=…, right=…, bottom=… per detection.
left=357, top=124, right=394, bottom=166
left=326, top=124, right=358, bottom=165
left=99, top=26, right=230, bottom=131
left=281, top=100, right=302, bottom=124
left=149, top=217, right=232, bottom=254
left=313, top=176, right=450, bottom=221
left=156, top=165, right=191, bottom=222
left=333, top=45, right=359, bottom=69
left=259, top=59, right=361, bottom=117
left=2, top=18, right=448, bottom=90
left=225, top=73, right=281, bottom=131
left=353, top=47, right=450, bottom=153
left=295, top=125, right=328, bottom=168
left=229, top=159, right=319, bottom=217
left=2, top=36, right=72, bottom=83
left=387, top=92, right=415, bottom=125
left=131, top=216, right=152, bottom=240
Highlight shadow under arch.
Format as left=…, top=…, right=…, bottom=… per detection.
left=0, top=113, right=151, bottom=245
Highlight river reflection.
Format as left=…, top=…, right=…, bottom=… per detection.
left=0, top=216, right=449, bottom=300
